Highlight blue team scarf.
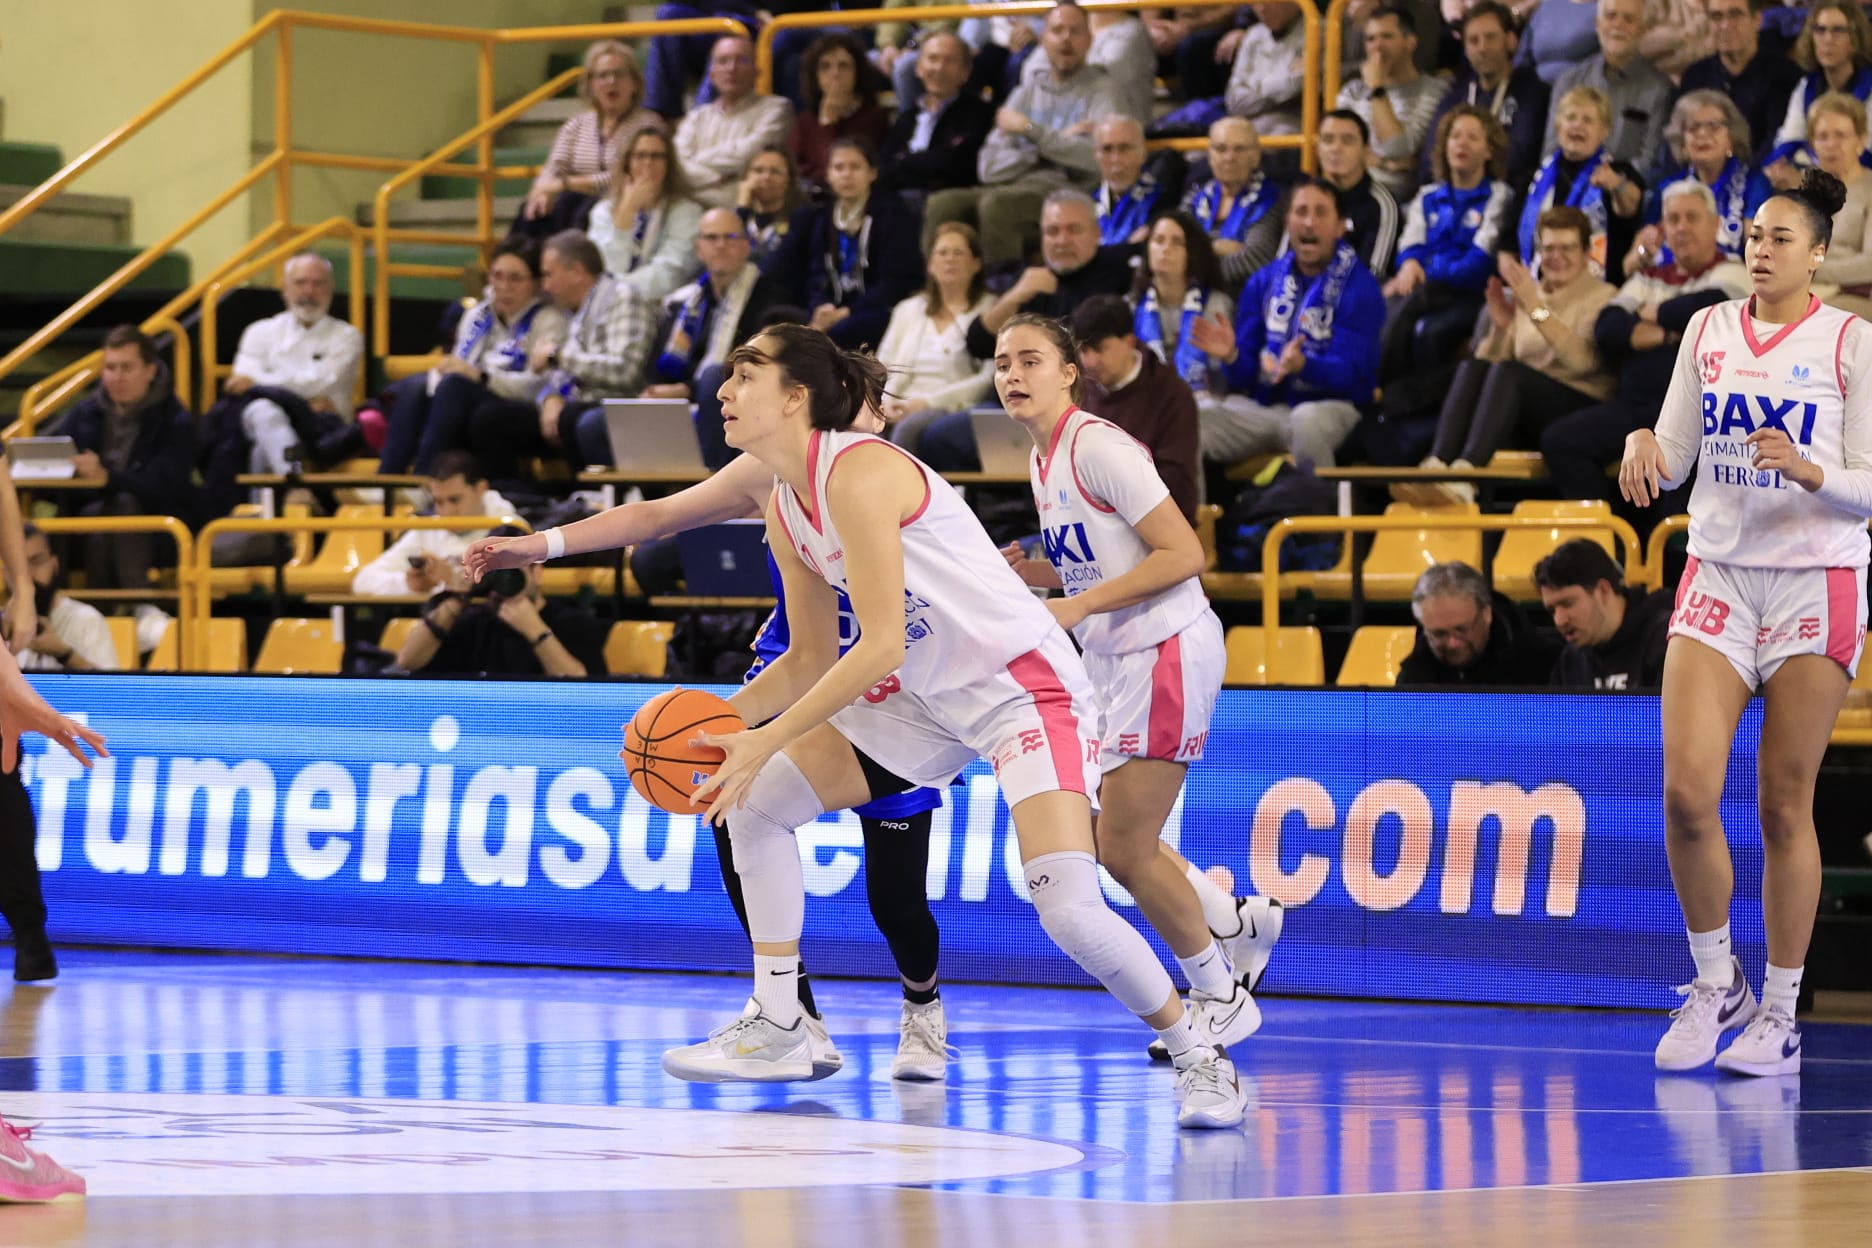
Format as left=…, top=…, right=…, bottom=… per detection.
left=1134, top=284, right=1211, bottom=393
left=1764, top=68, right=1872, bottom=167
left=1657, top=159, right=1760, bottom=260
left=625, top=210, right=651, bottom=272
left=1097, top=174, right=1162, bottom=245
left=1264, top=242, right=1359, bottom=356
left=654, top=280, right=716, bottom=383
left=1519, top=147, right=1608, bottom=266
left=822, top=214, right=871, bottom=302
left=1187, top=171, right=1277, bottom=243
left=456, top=299, right=542, bottom=372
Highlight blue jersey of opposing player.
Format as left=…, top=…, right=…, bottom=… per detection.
left=747, top=549, right=942, bottom=820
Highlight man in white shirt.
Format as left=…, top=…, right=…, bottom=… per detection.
left=15, top=524, right=118, bottom=673
left=225, top=252, right=364, bottom=474
left=675, top=37, right=795, bottom=209
left=351, top=452, right=517, bottom=599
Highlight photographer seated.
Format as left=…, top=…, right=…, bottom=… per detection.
left=351, top=453, right=516, bottom=599
left=395, top=526, right=607, bottom=678
left=15, top=524, right=118, bottom=673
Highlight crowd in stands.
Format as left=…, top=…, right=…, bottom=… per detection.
left=25, top=0, right=1872, bottom=688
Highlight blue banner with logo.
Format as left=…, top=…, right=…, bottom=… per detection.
left=18, top=676, right=1762, bottom=1012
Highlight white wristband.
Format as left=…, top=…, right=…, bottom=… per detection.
left=542, top=527, right=566, bottom=561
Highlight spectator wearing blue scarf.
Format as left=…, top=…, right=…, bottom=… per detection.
left=1515, top=85, right=1644, bottom=283
left=1765, top=0, right=1872, bottom=181
left=1181, top=116, right=1288, bottom=291
left=1382, top=105, right=1515, bottom=382
left=1185, top=180, right=1384, bottom=469
left=1130, top=211, right=1233, bottom=399
left=1633, top=91, right=1771, bottom=272
left=1092, top=115, right=1170, bottom=245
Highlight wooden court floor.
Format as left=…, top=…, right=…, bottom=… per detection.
left=0, top=950, right=1866, bottom=1247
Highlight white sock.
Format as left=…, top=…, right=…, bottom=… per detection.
left=1762, top=963, right=1802, bottom=1018
left=1153, top=1012, right=1204, bottom=1063
left=1177, top=940, right=1235, bottom=997
left=1183, top=862, right=1242, bottom=938
left=1687, top=924, right=1733, bottom=988
left=753, top=954, right=803, bottom=1027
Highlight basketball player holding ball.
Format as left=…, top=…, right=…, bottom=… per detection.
left=644, top=324, right=1244, bottom=1127
left=1623, top=169, right=1872, bottom=1077
left=466, top=416, right=955, bottom=1082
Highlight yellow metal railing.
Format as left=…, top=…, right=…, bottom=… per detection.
left=198, top=219, right=367, bottom=413
left=1257, top=513, right=1647, bottom=680
left=187, top=514, right=528, bottom=670
left=1645, top=513, right=1690, bottom=589
left=755, top=1, right=1320, bottom=168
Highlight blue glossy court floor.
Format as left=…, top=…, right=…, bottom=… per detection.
left=0, top=950, right=1867, bottom=1246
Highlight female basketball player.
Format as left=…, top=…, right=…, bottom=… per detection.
left=465, top=421, right=955, bottom=1083
left=993, top=314, right=1269, bottom=1053
left=1621, top=168, right=1872, bottom=1077
left=663, top=324, right=1246, bottom=1127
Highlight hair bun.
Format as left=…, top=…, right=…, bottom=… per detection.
left=1800, top=167, right=1849, bottom=220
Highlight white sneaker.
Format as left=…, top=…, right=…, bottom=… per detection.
left=804, top=1013, right=843, bottom=1078
left=1173, top=1048, right=1248, bottom=1129
left=1221, top=897, right=1284, bottom=993
left=661, top=1010, right=815, bottom=1083
left=1714, top=1006, right=1801, bottom=1077
left=1654, top=958, right=1757, bottom=1072
left=891, top=999, right=957, bottom=1082
left=1189, top=979, right=1262, bottom=1049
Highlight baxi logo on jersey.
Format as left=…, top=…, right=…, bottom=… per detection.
left=1701, top=391, right=1819, bottom=490
left=1042, top=522, right=1104, bottom=589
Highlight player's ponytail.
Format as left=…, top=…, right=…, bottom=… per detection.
left=1772, top=167, right=1848, bottom=251
left=726, top=323, right=890, bottom=431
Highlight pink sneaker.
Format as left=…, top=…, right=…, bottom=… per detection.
left=0, top=1115, right=84, bottom=1203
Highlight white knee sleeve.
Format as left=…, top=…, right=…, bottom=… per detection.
left=725, top=752, right=825, bottom=944
left=1025, top=850, right=1175, bottom=1016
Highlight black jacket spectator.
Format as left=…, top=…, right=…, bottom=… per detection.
left=50, top=375, right=202, bottom=526
left=421, top=600, right=608, bottom=678
left=1335, top=171, right=1402, bottom=279
left=878, top=93, right=997, bottom=193
left=1399, top=593, right=1559, bottom=686
left=769, top=188, right=924, bottom=349
left=1420, top=65, right=1552, bottom=189
left=963, top=244, right=1138, bottom=359
left=1550, top=588, right=1672, bottom=690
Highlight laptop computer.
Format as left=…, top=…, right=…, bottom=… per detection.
left=4, top=437, right=77, bottom=481
left=676, top=520, right=773, bottom=597
left=968, top=409, right=1035, bottom=477
left=600, top=398, right=706, bottom=473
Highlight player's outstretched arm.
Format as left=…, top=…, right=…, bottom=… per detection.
left=463, top=454, right=770, bottom=577
left=0, top=644, right=107, bottom=775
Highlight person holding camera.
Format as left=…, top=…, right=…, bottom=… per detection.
left=351, top=453, right=516, bottom=600
left=394, top=526, right=607, bottom=678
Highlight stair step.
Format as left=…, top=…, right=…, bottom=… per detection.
left=497, top=97, right=585, bottom=149
left=0, top=141, right=62, bottom=186
left=360, top=196, right=527, bottom=231
left=0, top=238, right=189, bottom=297
left=419, top=145, right=549, bottom=201
left=314, top=241, right=481, bottom=302
left=0, top=183, right=132, bottom=246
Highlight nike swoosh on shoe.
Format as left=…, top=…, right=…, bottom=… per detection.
left=1717, top=990, right=1749, bottom=1026
left=1781, top=1035, right=1801, bottom=1059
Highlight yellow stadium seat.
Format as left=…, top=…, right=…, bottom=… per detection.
left=377, top=617, right=422, bottom=656
left=1493, top=500, right=1618, bottom=601
left=1486, top=450, right=1549, bottom=479
left=104, top=617, right=138, bottom=670
left=542, top=564, right=627, bottom=598
left=383, top=353, right=445, bottom=382
left=1223, top=625, right=1325, bottom=686
left=208, top=502, right=315, bottom=595
left=147, top=617, right=247, bottom=673
left=285, top=505, right=388, bottom=595
left=1311, top=502, right=1483, bottom=602
left=254, top=618, right=343, bottom=674
left=605, top=620, right=675, bottom=677
left=1194, top=503, right=1354, bottom=603
left=1335, top=625, right=1419, bottom=687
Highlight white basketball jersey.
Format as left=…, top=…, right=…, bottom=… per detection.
left=1669, top=296, right=1872, bottom=569
left=771, top=428, right=1062, bottom=692
left=1030, top=406, right=1212, bottom=655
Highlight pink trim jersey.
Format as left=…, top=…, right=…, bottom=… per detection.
left=1656, top=296, right=1872, bottom=569
left=1029, top=406, right=1212, bottom=655
left=771, top=427, right=1065, bottom=692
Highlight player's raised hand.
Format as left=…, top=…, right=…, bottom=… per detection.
left=1619, top=429, right=1670, bottom=508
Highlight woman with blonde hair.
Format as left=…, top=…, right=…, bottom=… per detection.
left=877, top=221, right=996, bottom=452
left=587, top=125, right=704, bottom=302
left=1804, top=93, right=1872, bottom=318
left=513, top=40, right=657, bottom=238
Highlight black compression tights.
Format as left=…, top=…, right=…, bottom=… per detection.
left=713, top=809, right=940, bottom=1014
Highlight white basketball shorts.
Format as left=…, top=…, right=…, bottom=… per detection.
left=1669, top=555, right=1868, bottom=689
left=1084, top=610, right=1225, bottom=775
left=829, top=627, right=1105, bottom=810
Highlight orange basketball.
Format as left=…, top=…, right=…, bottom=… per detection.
left=621, top=687, right=746, bottom=813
